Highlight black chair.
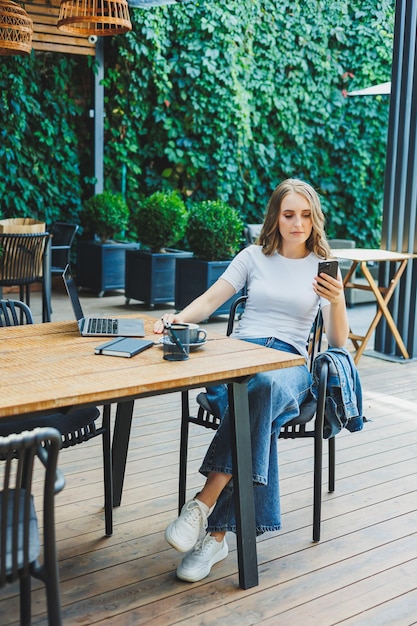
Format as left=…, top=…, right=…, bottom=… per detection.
left=179, top=295, right=334, bottom=542
left=0, top=299, right=33, bottom=327
left=243, top=223, right=262, bottom=246
left=0, top=427, right=65, bottom=626
left=0, top=232, right=51, bottom=322
left=0, top=298, right=113, bottom=537
left=47, top=222, right=79, bottom=276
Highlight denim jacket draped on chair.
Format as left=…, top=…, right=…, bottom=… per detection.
left=311, top=347, right=364, bottom=439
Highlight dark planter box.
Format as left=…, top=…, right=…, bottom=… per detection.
left=77, top=240, right=139, bottom=296
left=125, top=248, right=193, bottom=307
left=175, top=257, right=244, bottom=317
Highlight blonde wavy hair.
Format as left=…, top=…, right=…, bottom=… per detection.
left=257, top=179, right=332, bottom=259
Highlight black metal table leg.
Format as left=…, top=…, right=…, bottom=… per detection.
left=228, top=380, right=258, bottom=589
left=112, top=399, right=135, bottom=507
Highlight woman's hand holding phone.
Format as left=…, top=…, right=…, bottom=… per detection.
left=315, top=259, right=344, bottom=304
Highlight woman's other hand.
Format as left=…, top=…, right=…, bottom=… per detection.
left=153, top=313, right=184, bottom=334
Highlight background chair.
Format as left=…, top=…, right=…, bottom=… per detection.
left=47, top=222, right=79, bottom=276
left=243, top=223, right=263, bottom=246
left=179, top=295, right=334, bottom=542
left=0, top=232, right=51, bottom=322
left=0, top=298, right=113, bottom=537
left=0, top=427, right=65, bottom=626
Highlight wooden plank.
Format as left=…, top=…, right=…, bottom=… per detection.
left=25, top=0, right=96, bottom=56
left=32, top=42, right=94, bottom=56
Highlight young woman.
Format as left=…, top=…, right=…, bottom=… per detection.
left=154, top=178, right=349, bottom=582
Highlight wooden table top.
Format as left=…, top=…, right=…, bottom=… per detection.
left=332, top=248, right=417, bottom=263
left=0, top=316, right=304, bottom=418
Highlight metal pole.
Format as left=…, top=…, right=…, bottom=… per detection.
left=375, top=0, right=417, bottom=358
left=93, top=37, right=104, bottom=195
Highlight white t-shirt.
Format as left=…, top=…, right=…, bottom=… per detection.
left=220, top=245, right=330, bottom=358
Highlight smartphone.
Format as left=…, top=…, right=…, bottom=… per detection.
left=318, top=259, right=339, bottom=279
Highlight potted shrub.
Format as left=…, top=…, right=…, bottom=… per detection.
left=81, top=191, right=130, bottom=242
left=175, top=199, right=244, bottom=317
left=125, top=191, right=193, bottom=307
left=77, top=191, right=138, bottom=296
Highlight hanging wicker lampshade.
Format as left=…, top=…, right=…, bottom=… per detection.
left=0, top=0, right=33, bottom=56
left=57, top=0, right=132, bottom=36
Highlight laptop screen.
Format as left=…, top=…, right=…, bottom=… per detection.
left=63, top=265, right=84, bottom=323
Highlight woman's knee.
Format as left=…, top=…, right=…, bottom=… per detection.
left=248, top=372, right=274, bottom=394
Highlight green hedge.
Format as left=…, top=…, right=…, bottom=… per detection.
left=0, top=0, right=393, bottom=247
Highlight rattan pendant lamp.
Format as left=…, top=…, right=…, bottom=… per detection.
left=0, top=0, right=33, bottom=56
left=128, top=0, right=190, bottom=7
left=57, top=0, right=132, bottom=36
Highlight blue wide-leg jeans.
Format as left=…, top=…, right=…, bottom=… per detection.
left=199, top=338, right=312, bottom=535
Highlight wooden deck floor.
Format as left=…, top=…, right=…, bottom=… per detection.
left=1, top=290, right=417, bottom=625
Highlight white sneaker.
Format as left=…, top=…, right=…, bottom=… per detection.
left=176, top=534, right=229, bottom=582
left=165, top=499, right=210, bottom=553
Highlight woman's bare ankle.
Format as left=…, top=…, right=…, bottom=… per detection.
left=194, top=493, right=216, bottom=511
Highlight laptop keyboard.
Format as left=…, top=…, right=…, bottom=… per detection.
left=87, top=318, right=119, bottom=334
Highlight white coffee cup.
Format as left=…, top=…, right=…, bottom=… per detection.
left=186, top=323, right=207, bottom=343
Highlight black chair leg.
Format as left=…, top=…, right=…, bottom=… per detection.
left=312, top=361, right=328, bottom=543
left=20, top=575, right=31, bottom=626
left=179, top=391, right=190, bottom=514
left=26, top=284, right=30, bottom=309
left=102, top=404, right=113, bottom=536
left=19, top=286, right=26, bottom=324
left=44, top=556, right=63, bottom=626
left=312, top=429, right=323, bottom=543
left=328, top=436, right=336, bottom=492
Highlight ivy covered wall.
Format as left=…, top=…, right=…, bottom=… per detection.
left=0, top=54, right=93, bottom=224
left=0, top=0, right=394, bottom=246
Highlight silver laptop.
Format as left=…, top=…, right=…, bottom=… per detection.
left=62, top=265, right=145, bottom=337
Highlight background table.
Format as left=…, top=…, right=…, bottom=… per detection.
left=334, top=248, right=416, bottom=363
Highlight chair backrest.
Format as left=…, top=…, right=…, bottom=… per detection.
left=48, top=222, right=79, bottom=273
left=0, top=427, right=64, bottom=586
left=0, top=233, right=49, bottom=286
left=328, top=238, right=356, bottom=274
left=243, top=224, right=263, bottom=246
left=328, top=238, right=356, bottom=249
left=226, top=294, right=247, bottom=336
left=308, top=308, right=324, bottom=368
left=0, top=299, right=34, bottom=326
